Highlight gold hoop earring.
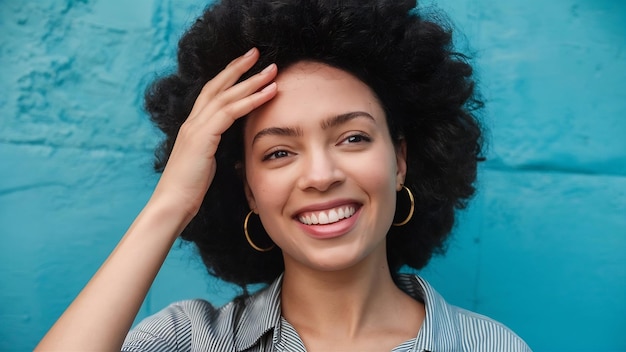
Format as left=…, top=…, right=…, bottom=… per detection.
left=244, top=210, right=275, bottom=252
left=392, top=185, right=415, bottom=227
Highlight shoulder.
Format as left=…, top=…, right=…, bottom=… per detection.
left=121, top=276, right=283, bottom=352
left=450, top=305, right=532, bottom=352
left=397, top=275, right=532, bottom=352
left=121, top=299, right=243, bottom=352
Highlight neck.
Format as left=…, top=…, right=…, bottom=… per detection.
left=280, top=246, right=416, bottom=339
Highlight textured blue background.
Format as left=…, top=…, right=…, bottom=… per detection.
left=1, top=1, right=625, bottom=351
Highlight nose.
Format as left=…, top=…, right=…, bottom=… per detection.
left=297, top=149, right=345, bottom=192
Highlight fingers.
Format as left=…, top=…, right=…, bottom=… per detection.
left=190, top=48, right=269, bottom=118
left=183, top=47, right=278, bottom=138
left=203, top=80, right=277, bottom=135
left=186, top=62, right=277, bottom=132
left=203, top=63, right=276, bottom=115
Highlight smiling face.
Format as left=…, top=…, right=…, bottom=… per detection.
left=244, top=61, right=406, bottom=273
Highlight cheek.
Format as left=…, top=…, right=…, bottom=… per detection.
left=248, top=169, right=292, bottom=211
left=251, top=173, right=296, bottom=244
left=360, top=146, right=400, bottom=216
left=353, top=145, right=398, bottom=188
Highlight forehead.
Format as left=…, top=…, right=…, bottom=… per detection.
left=245, top=61, right=385, bottom=135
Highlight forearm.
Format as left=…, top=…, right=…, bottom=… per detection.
left=35, top=198, right=188, bottom=351
left=35, top=48, right=276, bottom=351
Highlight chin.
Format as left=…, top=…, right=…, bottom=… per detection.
left=292, top=243, right=382, bottom=273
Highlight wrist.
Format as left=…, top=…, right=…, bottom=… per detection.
left=141, top=194, right=196, bottom=239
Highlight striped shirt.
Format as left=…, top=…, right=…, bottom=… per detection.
left=122, top=274, right=531, bottom=351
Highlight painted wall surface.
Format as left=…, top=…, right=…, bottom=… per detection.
left=1, top=1, right=624, bottom=351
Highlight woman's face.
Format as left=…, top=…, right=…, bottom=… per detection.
left=244, top=61, right=406, bottom=273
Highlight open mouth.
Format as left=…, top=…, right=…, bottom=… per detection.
left=297, top=205, right=358, bottom=225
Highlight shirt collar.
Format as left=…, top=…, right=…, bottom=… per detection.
left=232, top=274, right=460, bottom=352
left=396, top=274, right=462, bottom=352
left=233, top=274, right=283, bottom=351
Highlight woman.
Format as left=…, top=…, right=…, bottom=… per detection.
left=37, top=0, right=531, bottom=351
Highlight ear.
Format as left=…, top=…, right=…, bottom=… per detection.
left=395, top=139, right=407, bottom=191
left=243, top=180, right=258, bottom=213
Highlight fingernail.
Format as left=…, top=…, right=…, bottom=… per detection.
left=261, top=82, right=276, bottom=93
left=244, top=48, right=256, bottom=57
left=261, top=63, right=275, bottom=74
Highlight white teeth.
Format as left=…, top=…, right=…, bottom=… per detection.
left=298, top=206, right=356, bottom=225
left=318, top=212, right=329, bottom=225
left=328, top=209, right=338, bottom=223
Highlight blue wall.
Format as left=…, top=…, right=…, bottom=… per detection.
left=1, top=1, right=624, bottom=351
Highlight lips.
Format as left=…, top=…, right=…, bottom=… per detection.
left=293, top=201, right=362, bottom=239
left=297, top=205, right=357, bottom=225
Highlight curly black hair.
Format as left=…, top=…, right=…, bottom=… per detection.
left=146, top=0, right=484, bottom=287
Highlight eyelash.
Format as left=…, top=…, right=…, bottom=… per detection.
left=342, top=133, right=372, bottom=144
left=261, top=133, right=372, bottom=161
left=262, top=149, right=290, bottom=161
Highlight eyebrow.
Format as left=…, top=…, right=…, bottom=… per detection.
left=252, top=126, right=303, bottom=145
left=320, top=111, right=375, bottom=130
left=251, top=111, right=375, bottom=145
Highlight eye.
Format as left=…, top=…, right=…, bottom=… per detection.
left=342, top=133, right=372, bottom=144
left=262, top=149, right=290, bottom=161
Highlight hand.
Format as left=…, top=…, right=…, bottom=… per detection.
left=150, top=48, right=277, bottom=223
left=34, top=50, right=278, bottom=352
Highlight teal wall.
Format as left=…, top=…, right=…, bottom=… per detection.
left=1, top=1, right=624, bottom=351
